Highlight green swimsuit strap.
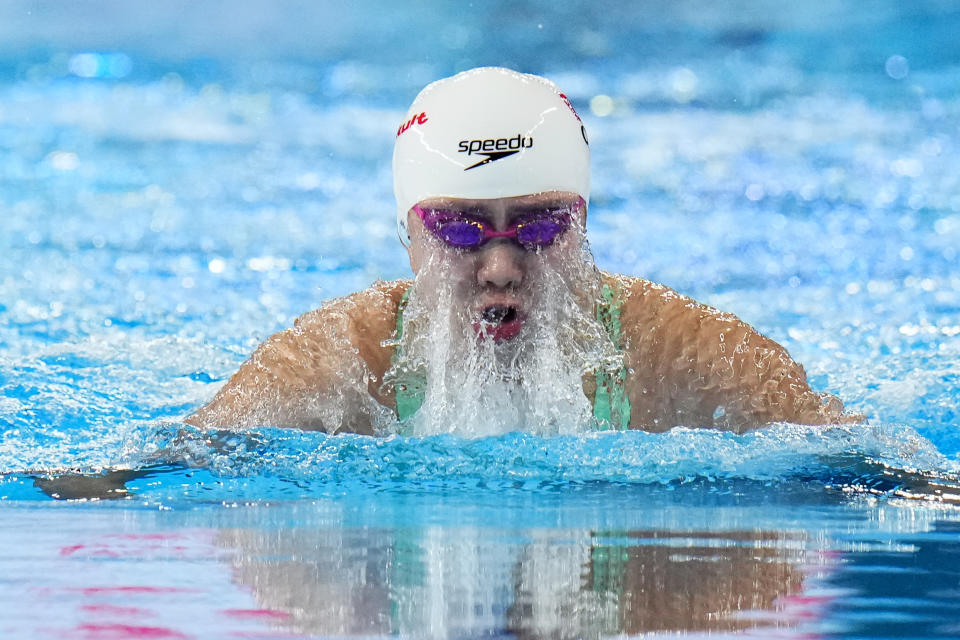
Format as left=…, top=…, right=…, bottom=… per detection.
left=392, top=287, right=425, bottom=423
left=391, top=283, right=631, bottom=430
left=594, top=281, right=631, bottom=431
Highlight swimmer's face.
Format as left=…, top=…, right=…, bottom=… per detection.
left=406, top=191, right=587, bottom=341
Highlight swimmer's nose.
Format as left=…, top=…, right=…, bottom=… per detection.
left=476, top=242, right=524, bottom=289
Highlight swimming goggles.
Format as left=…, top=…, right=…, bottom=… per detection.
left=412, top=201, right=578, bottom=251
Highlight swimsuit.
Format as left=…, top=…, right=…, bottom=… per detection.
left=391, top=282, right=631, bottom=431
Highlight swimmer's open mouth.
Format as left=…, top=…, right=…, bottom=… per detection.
left=483, top=305, right=518, bottom=324
left=474, top=305, right=525, bottom=341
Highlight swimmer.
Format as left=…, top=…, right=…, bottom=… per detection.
left=186, top=67, right=858, bottom=435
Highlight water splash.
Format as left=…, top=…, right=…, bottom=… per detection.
left=384, top=223, right=620, bottom=437
left=6, top=420, right=958, bottom=505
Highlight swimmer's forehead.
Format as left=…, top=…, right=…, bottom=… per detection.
left=418, top=190, right=582, bottom=211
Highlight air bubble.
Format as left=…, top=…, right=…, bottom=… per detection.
left=885, top=55, right=909, bottom=80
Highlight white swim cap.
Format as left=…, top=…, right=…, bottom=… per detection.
left=393, top=67, right=590, bottom=244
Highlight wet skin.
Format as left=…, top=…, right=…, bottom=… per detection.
left=186, top=192, right=858, bottom=433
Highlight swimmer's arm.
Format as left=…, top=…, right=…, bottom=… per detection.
left=691, top=310, right=855, bottom=428
left=616, top=276, right=858, bottom=431
left=184, top=322, right=352, bottom=432
left=185, top=280, right=407, bottom=433
left=33, top=468, right=154, bottom=500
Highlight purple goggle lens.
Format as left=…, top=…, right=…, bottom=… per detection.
left=413, top=204, right=575, bottom=250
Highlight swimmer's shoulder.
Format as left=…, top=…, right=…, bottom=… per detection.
left=602, top=270, right=760, bottom=366
left=186, top=279, right=412, bottom=430
left=601, top=271, right=857, bottom=429
left=603, top=271, right=745, bottom=326
left=292, top=278, right=411, bottom=332
left=601, top=271, right=703, bottom=324
left=289, top=278, right=412, bottom=370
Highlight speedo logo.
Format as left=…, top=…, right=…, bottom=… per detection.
left=458, top=134, right=533, bottom=171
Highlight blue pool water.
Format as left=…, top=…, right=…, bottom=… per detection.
left=3, top=1, right=960, bottom=637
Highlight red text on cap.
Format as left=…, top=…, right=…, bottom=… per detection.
left=397, top=112, right=428, bottom=137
